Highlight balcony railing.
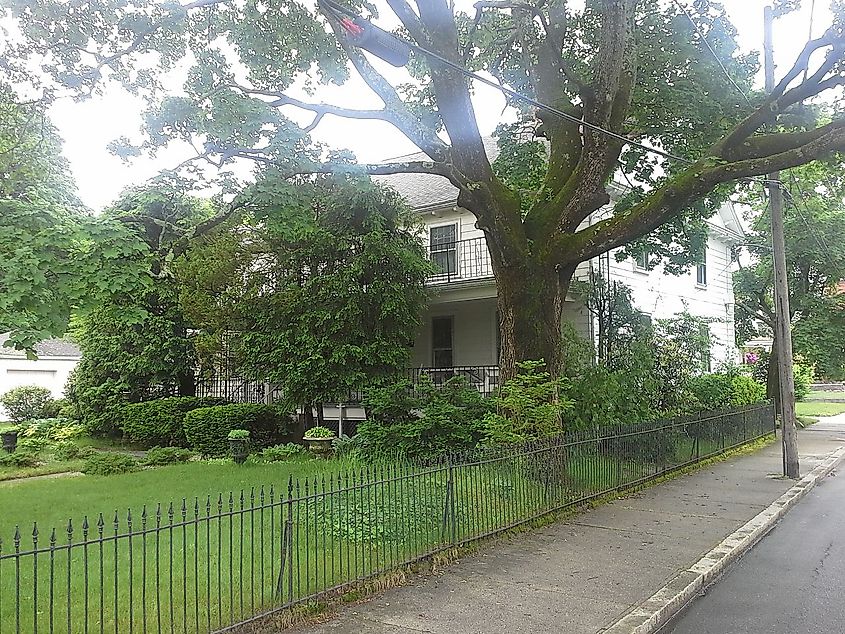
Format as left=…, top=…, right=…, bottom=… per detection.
left=425, top=236, right=493, bottom=284
left=407, top=365, right=500, bottom=398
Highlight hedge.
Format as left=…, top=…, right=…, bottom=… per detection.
left=687, top=372, right=767, bottom=412
left=182, top=404, right=295, bottom=457
left=121, top=397, right=227, bottom=447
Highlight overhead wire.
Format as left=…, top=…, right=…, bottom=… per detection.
left=318, top=0, right=775, bottom=180
left=674, top=0, right=831, bottom=257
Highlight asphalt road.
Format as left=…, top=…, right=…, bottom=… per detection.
left=664, top=464, right=845, bottom=633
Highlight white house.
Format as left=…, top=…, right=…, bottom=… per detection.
left=376, top=141, right=743, bottom=395
left=0, top=336, right=80, bottom=417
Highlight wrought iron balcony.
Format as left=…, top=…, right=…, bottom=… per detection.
left=424, top=236, right=493, bottom=284
left=406, top=365, right=500, bottom=398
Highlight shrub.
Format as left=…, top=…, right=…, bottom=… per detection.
left=261, top=443, right=307, bottom=462
left=358, top=375, right=491, bottom=461
left=0, top=385, right=56, bottom=424
left=0, top=450, right=39, bottom=468
left=794, top=363, right=815, bottom=401
left=142, top=446, right=195, bottom=466
left=730, top=375, right=766, bottom=406
left=332, top=435, right=364, bottom=460
left=121, top=397, right=227, bottom=447
left=19, top=418, right=85, bottom=441
left=183, top=404, right=294, bottom=457
left=50, top=440, right=89, bottom=461
left=303, top=426, right=334, bottom=439
left=227, top=429, right=250, bottom=440
left=750, top=353, right=814, bottom=402
left=687, top=373, right=734, bottom=411
left=82, top=452, right=139, bottom=476
left=17, top=436, right=52, bottom=452
left=481, top=361, right=572, bottom=444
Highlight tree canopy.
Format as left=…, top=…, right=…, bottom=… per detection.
left=3, top=0, right=845, bottom=376
left=0, top=87, right=152, bottom=351
left=735, top=158, right=845, bottom=380
left=189, top=175, right=430, bottom=409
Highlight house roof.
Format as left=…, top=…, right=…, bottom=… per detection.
left=0, top=335, right=81, bottom=359
left=377, top=138, right=746, bottom=240
left=375, top=137, right=501, bottom=211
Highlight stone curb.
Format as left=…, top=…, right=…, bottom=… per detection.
left=599, top=445, right=845, bottom=634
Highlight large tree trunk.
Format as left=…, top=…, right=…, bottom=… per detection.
left=496, top=258, right=577, bottom=381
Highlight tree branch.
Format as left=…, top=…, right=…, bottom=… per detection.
left=562, top=124, right=845, bottom=264
left=717, top=29, right=845, bottom=153
left=724, top=118, right=845, bottom=163
left=320, top=10, right=450, bottom=164
left=225, top=83, right=390, bottom=131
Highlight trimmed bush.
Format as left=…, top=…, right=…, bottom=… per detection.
left=687, top=373, right=734, bottom=411
left=82, top=453, right=139, bottom=476
left=358, top=375, right=491, bottom=461
left=687, top=372, right=766, bottom=412
left=0, top=385, right=56, bottom=424
left=730, top=375, right=766, bottom=406
left=142, top=446, right=195, bottom=466
left=183, top=404, right=294, bottom=457
left=121, top=397, right=227, bottom=447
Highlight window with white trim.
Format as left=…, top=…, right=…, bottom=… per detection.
left=429, top=224, right=458, bottom=277
left=634, top=250, right=648, bottom=271
left=696, top=257, right=707, bottom=287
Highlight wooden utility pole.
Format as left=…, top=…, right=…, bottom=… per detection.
left=764, top=5, right=800, bottom=478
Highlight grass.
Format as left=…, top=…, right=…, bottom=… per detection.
left=806, top=390, right=845, bottom=401
left=0, top=427, right=772, bottom=634
left=0, top=459, right=84, bottom=482
left=795, top=401, right=845, bottom=417
left=0, top=458, right=350, bottom=533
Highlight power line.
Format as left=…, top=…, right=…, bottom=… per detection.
left=671, top=0, right=751, bottom=105
left=318, top=0, right=779, bottom=186
left=673, top=0, right=831, bottom=257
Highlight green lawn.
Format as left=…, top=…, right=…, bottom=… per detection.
left=807, top=390, right=845, bottom=401
left=0, top=424, right=770, bottom=634
left=796, top=401, right=845, bottom=417
left=0, top=458, right=84, bottom=482
left=0, top=458, right=351, bottom=533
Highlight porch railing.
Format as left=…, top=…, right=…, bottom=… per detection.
left=407, top=365, right=500, bottom=397
left=425, top=236, right=493, bottom=284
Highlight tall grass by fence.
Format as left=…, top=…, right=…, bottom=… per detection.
left=0, top=404, right=775, bottom=634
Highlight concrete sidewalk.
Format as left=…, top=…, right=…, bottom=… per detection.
left=290, top=418, right=845, bottom=634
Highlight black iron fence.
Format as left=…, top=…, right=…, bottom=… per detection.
left=0, top=404, right=774, bottom=633
left=425, top=236, right=493, bottom=284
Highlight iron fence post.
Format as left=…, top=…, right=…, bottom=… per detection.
left=441, top=456, right=456, bottom=547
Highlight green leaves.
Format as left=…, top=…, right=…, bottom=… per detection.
left=228, top=176, right=429, bottom=406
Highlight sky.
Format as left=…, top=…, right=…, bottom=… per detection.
left=45, top=0, right=834, bottom=211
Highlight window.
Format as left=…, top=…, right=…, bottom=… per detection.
left=634, top=250, right=648, bottom=271
left=696, top=259, right=707, bottom=287
left=431, top=316, right=454, bottom=368
left=429, top=224, right=458, bottom=277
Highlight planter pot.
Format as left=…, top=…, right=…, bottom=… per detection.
left=228, top=438, right=250, bottom=464
left=1, top=430, right=18, bottom=454
left=304, top=437, right=334, bottom=457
